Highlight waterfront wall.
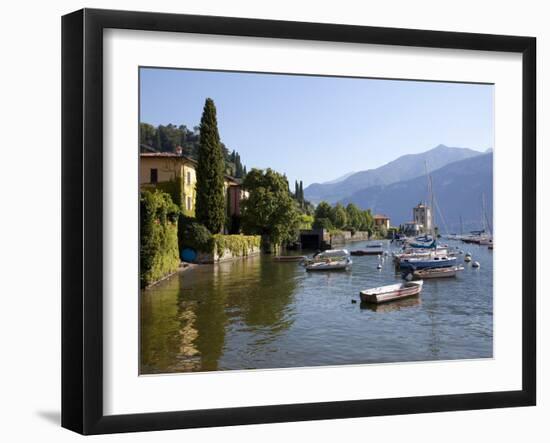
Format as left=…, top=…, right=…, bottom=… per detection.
left=330, top=230, right=370, bottom=245
left=195, top=234, right=261, bottom=264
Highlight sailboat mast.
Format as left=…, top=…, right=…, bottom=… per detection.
left=424, top=161, right=436, bottom=242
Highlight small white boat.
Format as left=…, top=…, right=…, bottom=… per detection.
left=411, top=265, right=464, bottom=280
left=360, top=281, right=423, bottom=304
left=305, top=249, right=352, bottom=271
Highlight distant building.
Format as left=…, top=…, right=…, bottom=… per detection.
left=413, top=202, right=432, bottom=233
left=225, top=176, right=248, bottom=217
left=139, top=148, right=246, bottom=219
left=403, top=221, right=422, bottom=236
left=373, top=214, right=390, bottom=230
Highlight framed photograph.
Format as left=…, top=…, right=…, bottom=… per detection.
left=62, top=8, right=536, bottom=435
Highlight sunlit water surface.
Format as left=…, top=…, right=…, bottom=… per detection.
left=140, top=240, right=493, bottom=374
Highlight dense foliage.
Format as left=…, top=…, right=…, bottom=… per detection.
left=212, top=234, right=261, bottom=258
left=140, top=122, right=246, bottom=177
left=195, top=99, right=227, bottom=233
left=178, top=216, right=214, bottom=253
left=241, top=168, right=300, bottom=247
left=140, top=190, right=180, bottom=288
left=154, top=176, right=184, bottom=211
left=313, top=201, right=374, bottom=232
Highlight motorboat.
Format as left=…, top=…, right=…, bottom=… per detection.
left=305, top=249, right=352, bottom=271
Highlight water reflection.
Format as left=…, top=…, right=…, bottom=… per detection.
left=141, top=240, right=493, bottom=374
left=141, top=254, right=298, bottom=373
left=360, top=296, right=421, bottom=312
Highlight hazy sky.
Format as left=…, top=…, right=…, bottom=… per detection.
left=140, top=68, right=494, bottom=187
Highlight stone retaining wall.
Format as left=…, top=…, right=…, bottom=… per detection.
left=330, top=230, right=370, bottom=245
left=195, top=245, right=261, bottom=264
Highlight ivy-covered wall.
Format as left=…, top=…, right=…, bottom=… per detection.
left=212, top=234, right=261, bottom=258
left=140, top=190, right=181, bottom=288
left=149, top=174, right=196, bottom=218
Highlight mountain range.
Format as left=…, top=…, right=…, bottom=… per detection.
left=304, top=145, right=482, bottom=204
left=304, top=145, right=492, bottom=233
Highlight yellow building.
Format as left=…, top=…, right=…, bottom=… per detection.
left=373, top=214, right=391, bottom=230
left=140, top=151, right=198, bottom=214
left=140, top=149, right=246, bottom=219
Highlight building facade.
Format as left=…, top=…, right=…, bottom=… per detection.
left=413, top=202, right=432, bottom=233
left=139, top=151, right=246, bottom=219
left=373, top=214, right=391, bottom=230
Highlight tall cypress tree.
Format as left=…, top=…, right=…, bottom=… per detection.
left=195, top=98, right=226, bottom=233
left=299, top=181, right=304, bottom=202
left=154, top=129, right=161, bottom=150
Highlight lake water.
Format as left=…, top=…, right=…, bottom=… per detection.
left=140, top=240, right=493, bottom=374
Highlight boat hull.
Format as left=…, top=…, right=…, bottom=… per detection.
left=399, top=257, right=456, bottom=270
left=411, top=265, right=464, bottom=279
left=360, top=281, right=423, bottom=304
left=306, top=261, right=351, bottom=271
left=350, top=249, right=383, bottom=256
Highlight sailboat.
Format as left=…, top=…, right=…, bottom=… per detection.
left=398, top=162, right=456, bottom=271
left=461, top=195, right=493, bottom=246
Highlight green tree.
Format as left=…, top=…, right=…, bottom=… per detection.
left=241, top=168, right=300, bottom=248
left=331, top=203, right=348, bottom=229
left=314, top=201, right=332, bottom=221
left=359, top=209, right=374, bottom=233
left=312, top=217, right=333, bottom=230
left=195, top=98, right=226, bottom=233
left=345, top=203, right=362, bottom=229
left=139, top=123, right=156, bottom=147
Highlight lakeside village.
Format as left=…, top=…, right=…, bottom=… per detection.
left=140, top=98, right=493, bottom=305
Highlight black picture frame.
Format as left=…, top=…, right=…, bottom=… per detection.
left=62, top=8, right=536, bottom=435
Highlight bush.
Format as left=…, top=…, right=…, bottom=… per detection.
left=178, top=216, right=213, bottom=252
left=140, top=190, right=180, bottom=288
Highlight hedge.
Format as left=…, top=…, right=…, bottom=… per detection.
left=140, top=190, right=181, bottom=288
left=212, top=234, right=261, bottom=258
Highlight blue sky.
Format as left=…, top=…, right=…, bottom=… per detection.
left=140, top=68, right=494, bottom=187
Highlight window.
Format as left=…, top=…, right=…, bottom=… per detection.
left=187, top=196, right=192, bottom=210
left=150, top=168, right=158, bottom=184
left=187, top=171, right=191, bottom=185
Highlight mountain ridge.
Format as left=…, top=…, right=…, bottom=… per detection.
left=340, top=152, right=493, bottom=233
left=304, top=144, right=484, bottom=204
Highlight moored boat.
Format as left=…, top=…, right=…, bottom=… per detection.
left=399, top=254, right=456, bottom=270
left=304, top=249, right=352, bottom=271
left=350, top=249, right=383, bottom=256
left=410, top=265, right=464, bottom=279
left=360, top=281, right=423, bottom=304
